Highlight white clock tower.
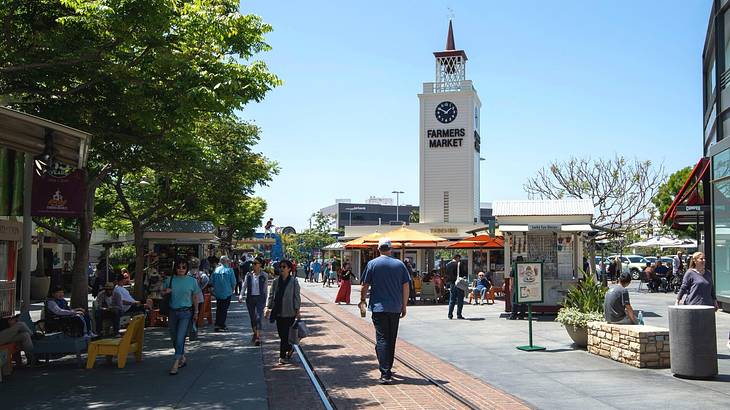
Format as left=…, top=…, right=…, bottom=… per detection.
left=418, top=21, right=481, bottom=224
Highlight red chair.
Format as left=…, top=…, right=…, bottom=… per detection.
left=197, top=293, right=213, bottom=326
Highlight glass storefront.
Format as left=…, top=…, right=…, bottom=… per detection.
left=713, top=148, right=730, bottom=301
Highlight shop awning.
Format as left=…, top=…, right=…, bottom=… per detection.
left=498, top=224, right=594, bottom=233
left=0, top=106, right=91, bottom=168
left=662, top=158, right=709, bottom=229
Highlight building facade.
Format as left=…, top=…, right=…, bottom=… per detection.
left=418, top=21, right=482, bottom=224
left=320, top=201, right=418, bottom=229
left=703, top=0, right=730, bottom=307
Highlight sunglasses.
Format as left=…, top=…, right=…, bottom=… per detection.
left=177, top=266, right=188, bottom=270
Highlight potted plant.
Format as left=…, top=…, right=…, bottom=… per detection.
left=556, top=269, right=606, bottom=347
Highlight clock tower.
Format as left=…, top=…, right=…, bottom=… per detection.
left=418, top=21, right=481, bottom=224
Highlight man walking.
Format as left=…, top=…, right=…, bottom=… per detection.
left=672, top=250, right=684, bottom=279
left=359, top=238, right=411, bottom=385
left=445, top=254, right=467, bottom=319
left=211, top=256, right=236, bottom=331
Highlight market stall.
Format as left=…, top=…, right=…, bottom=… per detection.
left=144, top=221, right=216, bottom=275
left=493, top=199, right=595, bottom=313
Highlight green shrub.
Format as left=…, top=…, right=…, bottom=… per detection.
left=556, top=269, right=607, bottom=329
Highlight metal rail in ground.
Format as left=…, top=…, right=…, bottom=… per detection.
left=294, top=343, right=336, bottom=410
left=301, top=293, right=481, bottom=410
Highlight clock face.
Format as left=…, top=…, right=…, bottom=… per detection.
left=435, top=101, right=457, bottom=124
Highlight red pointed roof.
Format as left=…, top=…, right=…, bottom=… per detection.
left=446, top=20, right=455, bottom=50
left=434, top=20, right=467, bottom=60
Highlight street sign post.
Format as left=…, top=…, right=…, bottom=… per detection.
left=515, top=261, right=546, bottom=351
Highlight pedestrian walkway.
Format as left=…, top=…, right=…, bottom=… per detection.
left=304, top=281, right=730, bottom=409
left=0, top=301, right=267, bottom=410
left=268, top=287, right=528, bottom=409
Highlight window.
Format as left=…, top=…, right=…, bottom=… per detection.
left=713, top=148, right=730, bottom=301
left=705, top=55, right=716, bottom=110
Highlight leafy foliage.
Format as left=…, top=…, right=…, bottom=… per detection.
left=282, top=212, right=336, bottom=260
left=556, top=307, right=604, bottom=329
left=557, top=269, right=606, bottom=329
left=561, top=269, right=607, bottom=313
left=652, top=166, right=695, bottom=238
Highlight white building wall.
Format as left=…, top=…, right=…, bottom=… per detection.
left=418, top=81, right=481, bottom=224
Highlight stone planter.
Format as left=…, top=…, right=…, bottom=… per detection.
left=564, top=325, right=588, bottom=347
left=30, top=276, right=51, bottom=301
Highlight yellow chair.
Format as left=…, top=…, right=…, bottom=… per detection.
left=86, top=315, right=144, bottom=369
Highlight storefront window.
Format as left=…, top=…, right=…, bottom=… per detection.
left=705, top=55, right=716, bottom=110
left=713, top=148, right=730, bottom=300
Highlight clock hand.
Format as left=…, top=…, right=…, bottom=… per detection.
left=437, top=107, right=447, bottom=114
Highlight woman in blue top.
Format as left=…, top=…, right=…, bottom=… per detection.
left=162, top=258, right=199, bottom=375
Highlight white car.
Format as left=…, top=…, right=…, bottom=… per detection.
left=607, top=255, right=649, bottom=280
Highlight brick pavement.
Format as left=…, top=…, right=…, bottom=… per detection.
left=260, top=288, right=530, bottom=410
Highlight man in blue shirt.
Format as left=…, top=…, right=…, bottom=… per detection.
left=211, top=256, right=236, bottom=331
left=359, top=238, right=411, bottom=385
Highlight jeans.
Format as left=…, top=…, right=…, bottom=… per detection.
left=275, top=316, right=296, bottom=358
left=246, top=295, right=266, bottom=331
left=215, top=296, right=232, bottom=328
left=169, top=308, right=192, bottom=360
left=371, top=312, right=400, bottom=378
left=473, top=287, right=487, bottom=301
left=448, top=285, right=464, bottom=318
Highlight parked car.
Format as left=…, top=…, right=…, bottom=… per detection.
left=608, top=255, right=648, bottom=280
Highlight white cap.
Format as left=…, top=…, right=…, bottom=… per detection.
left=378, top=237, right=392, bottom=250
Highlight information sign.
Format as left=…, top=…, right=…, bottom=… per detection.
left=515, top=262, right=544, bottom=304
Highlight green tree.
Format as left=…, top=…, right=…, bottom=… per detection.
left=283, top=212, right=336, bottom=261
left=409, top=209, right=420, bottom=223
left=1, top=0, right=280, bottom=306
left=652, top=166, right=695, bottom=238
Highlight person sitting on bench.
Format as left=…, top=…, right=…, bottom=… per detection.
left=95, top=282, right=121, bottom=335
left=113, top=274, right=146, bottom=317
left=0, top=314, right=34, bottom=366
left=46, top=286, right=95, bottom=338
left=604, top=272, right=637, bottom=325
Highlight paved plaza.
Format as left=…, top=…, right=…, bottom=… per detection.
left=303, top=281, right=730, bottom=410
left=2, top=282, right=729, bottom=409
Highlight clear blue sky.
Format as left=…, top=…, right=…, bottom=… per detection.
left=240, top=0, right=711, bottom=231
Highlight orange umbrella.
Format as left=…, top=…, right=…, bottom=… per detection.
left=362, top=226, right=446, bottom=260
left=363, top=226, right=446, bottom=244
left=448, top=234, right=504, bottom=249
left=344, top=231, right=384, bottom=249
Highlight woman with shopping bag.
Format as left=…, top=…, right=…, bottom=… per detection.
left=265, top=259, right=301, bottom=365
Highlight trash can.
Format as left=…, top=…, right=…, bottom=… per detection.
left=668, top=305, right=718, bottom=378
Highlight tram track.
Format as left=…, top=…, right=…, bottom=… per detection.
left=296, top=292, right=482, bottom=410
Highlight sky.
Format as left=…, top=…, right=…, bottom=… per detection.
left=239, top=0, right=712, bottom=232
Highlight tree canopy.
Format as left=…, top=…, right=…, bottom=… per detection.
left=523, top=155, right=665, bottom=233
left=1, top=0, right=281, bottom=304
left=652, top=166, right=694, bottom=237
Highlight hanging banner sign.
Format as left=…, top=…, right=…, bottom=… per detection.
left=515, top=261, right=544, bottom=304
left=31, top=169, right=84, bottom=217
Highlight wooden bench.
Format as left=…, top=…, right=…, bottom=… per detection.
left=587, top=321, right=670, bottom=368
left=86, top=315, right=144, bottom=369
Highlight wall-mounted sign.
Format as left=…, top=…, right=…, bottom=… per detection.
left=0, top=220, right=22, bottom=241
left=528, top=223, right=561, bottom=231
left=31, top=169, right=84, bottom=217
left=426, top=128, right=466, bottom=148
left=515, top=262, right=544, bottom=304
left=430, top=227, right=458, bottom=234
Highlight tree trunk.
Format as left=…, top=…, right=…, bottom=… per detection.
left=133, top=223, right=146, bottom=300
left=71, top=174, right=94, bottom=309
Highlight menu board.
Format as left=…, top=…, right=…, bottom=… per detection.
left=515, top=262, right=544, bottom=304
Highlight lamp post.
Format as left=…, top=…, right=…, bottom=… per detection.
left=345, top=207, right=356, bottom=226
left=392, top=190, right=404, bottom=224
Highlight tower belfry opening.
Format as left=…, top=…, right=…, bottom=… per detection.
left=433, top=20, right=468, bottom=92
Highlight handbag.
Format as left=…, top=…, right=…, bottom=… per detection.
left=159, top=276, right=173, bottom=316
left=288, top=319, right=309, bottom=345
left=455, top=275, right=469, bottom=291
